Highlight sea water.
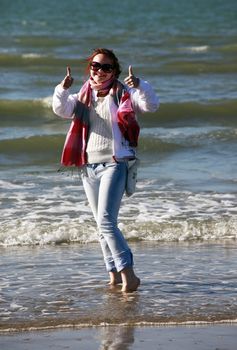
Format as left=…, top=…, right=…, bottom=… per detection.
left=0, top=0, right=237, bottom=331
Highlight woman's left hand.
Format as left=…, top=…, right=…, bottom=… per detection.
left=124, top=66, right=140, bottom=88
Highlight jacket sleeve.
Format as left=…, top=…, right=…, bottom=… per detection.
left=52, top=84, right=78, bottom=119
left=128, top=79, right=159, bottom=114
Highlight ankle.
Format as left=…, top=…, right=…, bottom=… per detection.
left=121, top=267, right=140, bottom=292
left=121, top=276, right=140, bottom=293
left=109, top=271, right=122, bottom=285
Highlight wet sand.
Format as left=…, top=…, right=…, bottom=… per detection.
left=1, top=324, right=237, bottom=350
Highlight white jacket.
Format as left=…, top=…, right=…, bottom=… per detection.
left=52, top=79, right=159, bottom=159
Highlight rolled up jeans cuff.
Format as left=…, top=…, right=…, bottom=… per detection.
left=104, top=257, right=117, bottom=272
left=114, top=249, right=134, bottom=273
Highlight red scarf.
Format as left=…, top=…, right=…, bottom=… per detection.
left=61, top=79, right=140, bottom=167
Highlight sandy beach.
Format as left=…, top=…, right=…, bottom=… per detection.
left=1, top=324, right=237, bottom=350
left=1, top=1, right=237, bottom=349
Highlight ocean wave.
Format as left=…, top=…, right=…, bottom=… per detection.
left=1, top=98, right=237, bottom=127
left=177, top=42, right=237, bottom=55
left=182, top=45, right=209, bottom=53
left=1, top=166, right=237, bottom=246
left=22, top=53, right=45, bottom=59
left=0, top=52, right=83, bottom=68
left=161, top=59, right=237, bottom=74
left=144, top=99, right=237, bottom=126
left=1, top=48, right=237, bottom=75
left=0, top=127, right=236, bottom=164
left=219, top=42, right=237, bottom=54
left=38, top=95, right=53, bottom=108
left=0, top=98, right=55, bottom=124
left=0, top=134, right=63, bottom=154
left=3, top=124, right=237, bottom=146
left=1, top=217, right=236, bottom=247
left=0, top=133, right=191, bottom=163
left=141, top=126, right=237, bottom=144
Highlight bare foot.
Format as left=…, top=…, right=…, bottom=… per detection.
left=121, top=267, right=140, bottom=293
left=108, top=271, right=122, bottom=286
left=121, top=277, right=140, bottom=293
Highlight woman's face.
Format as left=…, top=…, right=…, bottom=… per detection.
left=90, top=54, right=114, bottom=84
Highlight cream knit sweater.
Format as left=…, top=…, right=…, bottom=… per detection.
left=86, top=96, right=114, bottom=164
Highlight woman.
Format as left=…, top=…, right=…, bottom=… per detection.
left=52, top=48, right=159, bottom=292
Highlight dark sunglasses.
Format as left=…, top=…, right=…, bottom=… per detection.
left=90, top=61, right=114, bottom=73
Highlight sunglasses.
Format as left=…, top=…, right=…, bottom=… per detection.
left=90, top=61, right=114, bottom=73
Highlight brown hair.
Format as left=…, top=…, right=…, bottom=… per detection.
left=86, top=48, right=122, bottom=78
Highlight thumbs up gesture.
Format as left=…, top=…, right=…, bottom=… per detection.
left=61, top=66, right=74, bottom=89
left=124, top=65, right=140, bottom=88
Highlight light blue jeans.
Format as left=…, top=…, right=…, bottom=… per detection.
left=81, top=162, right=133, bottom=272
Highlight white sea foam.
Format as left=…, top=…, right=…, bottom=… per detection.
left=1, top=174, right=236, bottom=246
left=22, top=53, right=45, bottom=59
left=37, top=95, right=53, bottom=108
left=186, top=45, right=209, bottom=53
left=1, top=163, right=236, bottom=246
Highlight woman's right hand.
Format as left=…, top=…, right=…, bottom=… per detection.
left=61, top=66, right=74, bottom=89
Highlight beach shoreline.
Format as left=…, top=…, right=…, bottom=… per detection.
left=1, top=241, right=237, bottom=334
left=1, top=324, right=237, bottom=350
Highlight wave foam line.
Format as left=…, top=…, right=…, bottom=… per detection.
left=1, top=319, right=237, bottom=333
left=1, top=217, right=236, bottom=246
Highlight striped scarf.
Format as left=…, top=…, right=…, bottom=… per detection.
left=61, top=79, right=140, bottom=167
